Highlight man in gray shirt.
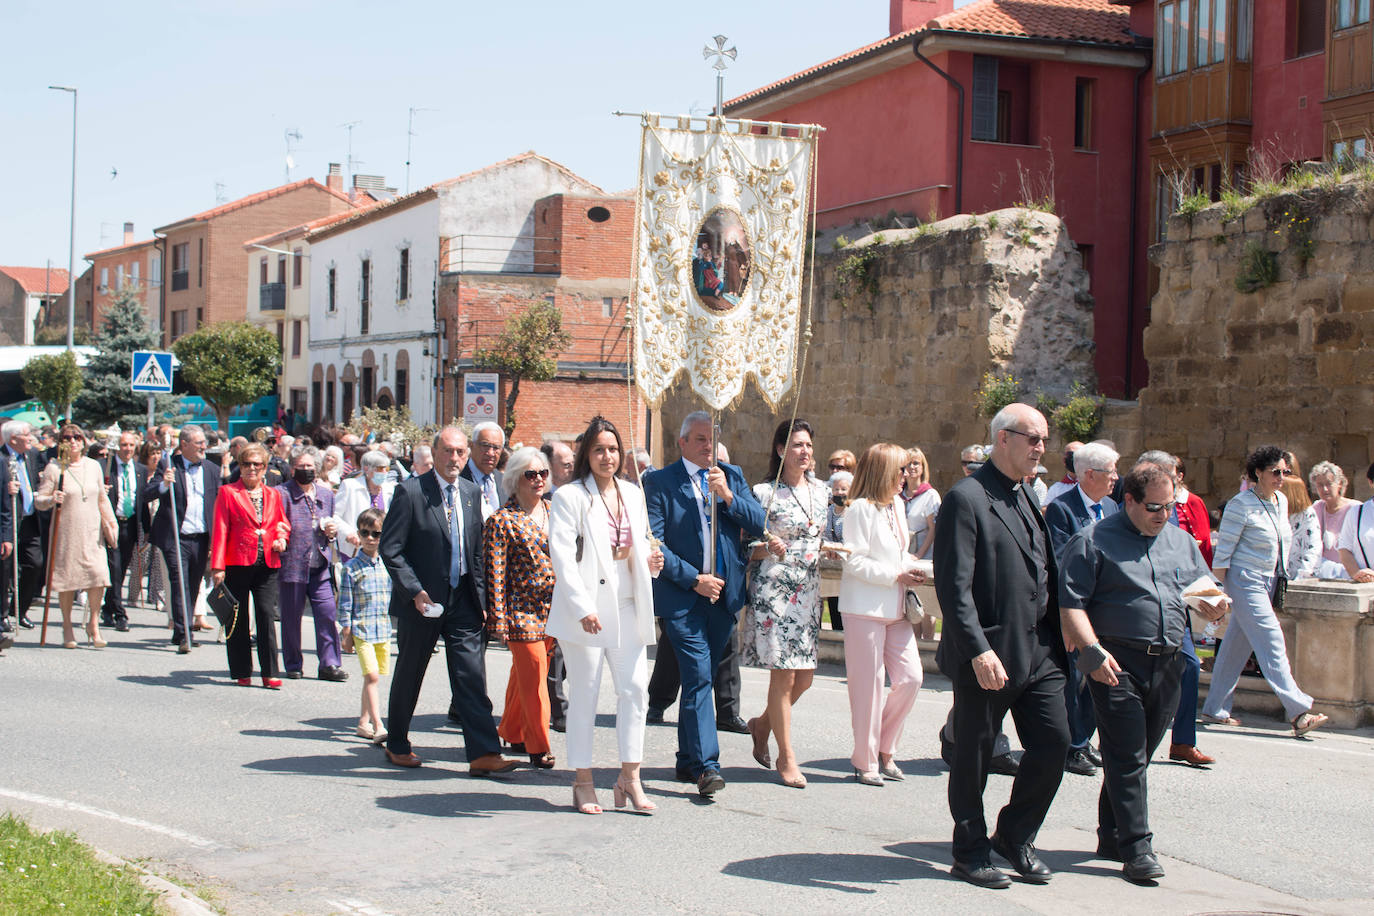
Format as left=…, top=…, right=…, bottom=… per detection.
left=1059, top=463, right=1228, bottom=884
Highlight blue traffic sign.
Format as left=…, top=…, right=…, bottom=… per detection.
left=131, top=351, right=174, bottom=393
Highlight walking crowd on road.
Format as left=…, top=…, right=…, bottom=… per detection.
left=2, top=406, right=1371, bottom=889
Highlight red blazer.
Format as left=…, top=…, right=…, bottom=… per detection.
left=1175, top=491, right=1214, bottom=567
left=211, top=482, right=291, bottom=570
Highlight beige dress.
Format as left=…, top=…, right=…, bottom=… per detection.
left=34, top=457, right=117, bottom=592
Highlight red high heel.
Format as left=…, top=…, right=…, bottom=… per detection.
left=236, top=677, right=252, bottom=687
left=262, top=676, right=282, bottom=689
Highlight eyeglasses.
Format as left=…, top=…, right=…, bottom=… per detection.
left=523, top=468, right=550, bottom=481
left=358, top=529, right=381, bottom=538
left=1004, top=429, right=1047, bottom=448
left=1266, top=466, right=1288, bottom=477
left=476, top=442, right=503, bottom=453
left=1142, top=501, right=1177, bottom=514
left=828, top=463, right=846, bottom=471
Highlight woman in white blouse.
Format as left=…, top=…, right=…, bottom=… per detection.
left=1279, top=474, right=1320, bottom=579
left=1202, top=446, right=1327, bottom=737
left=547, top=417, right=663, bottom=815
left=839, top=443, right=927, bottom=786
left=1339, top=462, right=1374, bottom=583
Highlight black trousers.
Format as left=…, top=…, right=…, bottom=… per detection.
left=101, top=516, right=139, bottom=624
left=224, top=564, right=281, bottom=679
left=948, top=650, right=1070, bottom=863
left=1089, top=645, right=1185, bottom=860
left=3, top=514, right=44, bottom=619
left=647, top=619, right=741, bottom=719
left=160, top=533, right=209, bottom=644
left=387, top=582, right=500, bottom=762
left=547, top=640, right=567, bottom=724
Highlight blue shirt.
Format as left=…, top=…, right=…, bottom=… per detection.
left=338, top=552, right=393, bottom=644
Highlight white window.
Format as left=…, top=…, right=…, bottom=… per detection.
left=100, top=267, right=109, bottom=291
left=132, top=261, right=140, bottom=285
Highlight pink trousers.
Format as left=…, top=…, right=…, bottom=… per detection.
left=841, top=614, right=923, bottom=773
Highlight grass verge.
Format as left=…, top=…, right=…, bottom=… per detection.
left=0, top=812, right=160, bottom=915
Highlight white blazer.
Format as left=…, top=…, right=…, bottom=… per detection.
left=839, top=497, right=911, bottom=620
left=333, top=475, right=396, bottom=557
left=546, top=475, right=656, bottom=649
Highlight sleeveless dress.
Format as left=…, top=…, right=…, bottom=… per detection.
left=739, top=479, right=828, bottom=669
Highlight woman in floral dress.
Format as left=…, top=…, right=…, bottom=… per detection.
left=741, top=418, right=832, bottom=789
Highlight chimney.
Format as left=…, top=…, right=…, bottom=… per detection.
left=890, top=0, right=954, bottom=35
left=123, top=222, right=135, bottom=245
left=326, top=162, right=343, bottom=192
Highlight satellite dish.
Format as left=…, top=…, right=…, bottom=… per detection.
left=285, top=154, right=296, bottom=170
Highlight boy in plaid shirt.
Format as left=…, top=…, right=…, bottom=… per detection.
left=339, top=507, right=393, bottom=742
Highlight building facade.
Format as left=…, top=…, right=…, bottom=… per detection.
left=85, top=223, right=163, bottom=334
left=0, top=266, right=70, bottom=346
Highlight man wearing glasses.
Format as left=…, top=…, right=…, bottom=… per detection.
left=462, top=422, right=505, bottom=521
left=146, top=425, right=220, bottom=654
left=1058, top=463, right=1227, bottom=883
left=933, top=404, right=1069, bottom=888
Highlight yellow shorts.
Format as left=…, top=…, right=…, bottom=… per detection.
left=355, top=640, right=391, bottom=677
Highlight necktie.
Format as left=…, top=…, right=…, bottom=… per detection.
left=1091, top=503, right=1102, bottom=521
left=697, top=468, right=711, bottom=510
left=697, top=468, right=722, bottom=575
left=446, top=483, right=463, bottom=586
left=185, top=461, right=202, bottom=469
left=121, top=462, right=135, bottom=517
left=17, top=455, right=33, bottom=516
left=482, top=474, right=496, bottom=511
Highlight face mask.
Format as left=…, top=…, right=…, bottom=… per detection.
left=369, top=471, right=388, bottom=487
left=832, top=494, right=847, bottom=507
left=293, top=468, right=316, bottom=485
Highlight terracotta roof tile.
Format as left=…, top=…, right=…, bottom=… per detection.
left=241, top=200, right=383, bottom=248
left=155, top=178, right=360, bottom=232
left=84, top=238, right=157, bottom=260
left=727, top=0, right=1133, bottom=109
left=0, top=266, right=70, bottom=296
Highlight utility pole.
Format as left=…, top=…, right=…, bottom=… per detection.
left=49, top=84, right=78, bottom=420
left=406, top=106, right=437, bottom=194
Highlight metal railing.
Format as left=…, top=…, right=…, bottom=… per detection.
left=444, top=233, right=558, bottom=274
left=259, top=282, right=286, bottom=310
left=451, top=315, right=630, bottom=369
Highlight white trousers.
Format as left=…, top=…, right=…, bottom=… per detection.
left=562, top=561, right=649, bottom=768
left=1202, top=565, right=1313, bottom=721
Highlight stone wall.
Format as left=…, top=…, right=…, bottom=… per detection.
left=1143, top=180, right=1374, bottom=499
left=658, top=208, right=1096, bottom=491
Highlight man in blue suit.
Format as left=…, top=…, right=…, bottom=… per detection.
left=645, top=411, right=766, bottom=797
left=1043, top=440, right=1120, bottom=778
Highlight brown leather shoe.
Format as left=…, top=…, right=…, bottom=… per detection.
left=1168, top=743, right=1215, bottom=767
left=469, top=753, right=519, bottom=777
left=384, top=748, right=422, bottom=768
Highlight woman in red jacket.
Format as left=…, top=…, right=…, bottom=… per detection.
left=210, top=443, right=291, bottom=688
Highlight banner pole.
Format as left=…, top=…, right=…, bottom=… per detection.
left=706, top=410, right=719, bottom=596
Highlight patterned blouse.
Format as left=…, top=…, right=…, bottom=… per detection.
left=482, top=497, right=555, bottom=641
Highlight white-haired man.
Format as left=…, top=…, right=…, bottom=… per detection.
left=462, top=421, right=505, bottom=520
left=2, top=420, right=47, bottom=630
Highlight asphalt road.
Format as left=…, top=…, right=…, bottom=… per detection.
left=3, top=601, right=1372, bottom=915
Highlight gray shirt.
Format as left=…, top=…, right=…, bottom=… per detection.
left=1058, top=510, right=1213, bottom=648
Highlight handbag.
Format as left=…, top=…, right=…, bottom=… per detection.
left=1255, top=490, right=1289, bottom=610
left=206, top=581, right=240, bottom=637
left=903, top=588, right=924, bottom=624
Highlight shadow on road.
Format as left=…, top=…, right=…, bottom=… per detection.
left=721, top=850, right=938, bottom=893
left=377, top=791, right=564, bottom=819
left=117, top=669, right=228, bottom=690
left=243, top=744, right=457, bottom=781
left=803, top=756, right=946, bottom=779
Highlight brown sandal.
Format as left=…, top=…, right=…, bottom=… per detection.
left=1292, top=711, right=1328, bottom=737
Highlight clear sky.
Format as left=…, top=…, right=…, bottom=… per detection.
left=0, top=0, right=924, bottom=269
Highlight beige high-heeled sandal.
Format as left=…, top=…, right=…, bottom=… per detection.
left=613, top=777, right=657, bottom=814
left=572, top=780, right=602, bottom=815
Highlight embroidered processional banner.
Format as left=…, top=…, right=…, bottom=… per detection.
left=632, top=114, right=818, bottom=411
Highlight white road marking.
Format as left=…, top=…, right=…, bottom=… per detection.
left=323, top=898, right=396, bottom=915
left=0, top=787, right=223, bottom=849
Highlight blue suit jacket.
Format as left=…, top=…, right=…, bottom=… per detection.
left=1044, top=485, right=1118, bottom=561
left=645, top=460, right=766, bottom=617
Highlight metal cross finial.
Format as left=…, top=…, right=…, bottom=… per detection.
left=702, top=35, right=737, bottom=116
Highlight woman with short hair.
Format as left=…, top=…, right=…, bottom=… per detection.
left=1310, top=461, right=1359, bottom=579
left=1338, top=463, right=1374, bottom=584
left=275, top=445, right=347, bottom=682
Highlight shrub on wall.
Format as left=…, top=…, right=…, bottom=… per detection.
left=977, top=371, right=1022, bottom=417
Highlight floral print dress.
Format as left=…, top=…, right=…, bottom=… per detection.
left=740, top=479, right=828, bottom=669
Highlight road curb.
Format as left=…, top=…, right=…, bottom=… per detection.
left=91, top=846, right=220, bottom=916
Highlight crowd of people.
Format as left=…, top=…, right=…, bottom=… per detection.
left=2, top=408, right=1372, bottom=889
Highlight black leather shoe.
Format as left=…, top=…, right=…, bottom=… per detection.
left=991, top=833, right=1053, bottom=884
left=951, top=860, right=1011, bottom=889
left=674, top=767, right=696, bottom=783
left=1084, top=744, right=1103, bottom=767
left=646, top=706, right=665, bottom=725
left=1123, top=852, right=1165, bottom=882
left=176, top=641, right=191, bottom=654
left=989, top=751, right=1021, bottom=776
left=114, top=620, right=130, bottom=633
left=1064, top=748, right=1098, bottom=776
left=285, top=670, right=304, bottom=680
left=697, top=769, right=725, bottom=797
left=318, top=665, right=349, bottom=682
left=171, top=637, right=200, bottom=648
left=549, top=718, right=566, bottom=733
left=717, top=714, right=750, bottom=734
left=17, top=615, right=34, bottom=630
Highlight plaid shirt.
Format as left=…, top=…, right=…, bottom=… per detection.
left=338, top=551, right=393, bottom=644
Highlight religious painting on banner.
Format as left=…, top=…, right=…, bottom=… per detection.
left=632, top=114, right=819, bottom=411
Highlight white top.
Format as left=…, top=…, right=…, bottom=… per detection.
left=1338, top=499, right=1374, bottom=571
left=1287, top=505, right=1321, bottom=579
left=181, top=461, right=206, bottom=535
left=840, top=498, right=911, bottom=620
left=904, top=487, right=940, bottom=558
left=1213, top=488, right=1291, bottom=575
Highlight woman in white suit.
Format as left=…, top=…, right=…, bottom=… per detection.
left=548, top=417, right=664, bottom=815
left=840, top=442, right=927, bottom=786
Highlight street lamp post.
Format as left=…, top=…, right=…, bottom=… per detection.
left=50, top=84, right=77, bottom=421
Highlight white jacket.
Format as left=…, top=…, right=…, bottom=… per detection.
left=546, top=475, right=656, bottom=649
left=839, top=497, right=912, bottom=620
left=333, top=475, right=396, bottom=557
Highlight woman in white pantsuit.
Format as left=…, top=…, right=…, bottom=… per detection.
left=839, top=443, right=927, bottom=786
left=1202, top=445, right=1328, bottom=737
left=548, top=417, right=664, bottom=815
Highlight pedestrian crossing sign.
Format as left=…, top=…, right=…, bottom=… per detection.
left=131, top=351, right=174, bottom=393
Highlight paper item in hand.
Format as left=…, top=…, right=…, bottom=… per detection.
left=1182, top=575, right=1228, bottom=615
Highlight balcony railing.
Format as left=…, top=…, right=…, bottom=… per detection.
left=444, top=234, right=557, bottom=273
left=171, top=269, right=189, bottom=292
left=260, top=282, right=286, bottom=310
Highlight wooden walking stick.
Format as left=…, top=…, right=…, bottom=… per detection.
left=39, top=441, right=74, bottom=646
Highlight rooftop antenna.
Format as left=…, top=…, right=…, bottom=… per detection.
left=406, top=106, right=438, bottom=194
left=214, top=181, right=228, bottom=204
left=284, top=127, right=303, bottom=184
left=702, top=35, right=737, bottom=116
left=339, top=120, right=363, bottom=188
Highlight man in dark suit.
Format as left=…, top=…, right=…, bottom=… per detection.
left=461, top=421, right=505, bottom=521
left=2, top=420, right=48, bottom=630
left=933, top=403, right=1070, bottom=889
left=644, top=411, right=766, bottom=797
left=1043, top=440, right=1120, bottom=778
left=100, top=430, right=148, bottom=632
left=145, top=425, right=219, bottom=654
left=379, top=425, right=516, bottom=776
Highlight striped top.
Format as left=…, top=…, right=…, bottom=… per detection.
left=1213, top=488, right=1291, bottom=576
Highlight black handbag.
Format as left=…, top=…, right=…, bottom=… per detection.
left=206, top=582, right=240, bottom=637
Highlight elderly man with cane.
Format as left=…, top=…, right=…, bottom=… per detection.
left=146, top=425, right=220, bottom=654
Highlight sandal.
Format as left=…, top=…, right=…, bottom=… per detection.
left=1292, top=711, right=1328, bottom=737
left=529, top=752, right=556, bottom=769
left=572, top=780, right=602, bottom=815
left=1199, top=712, right=1241, bottom=727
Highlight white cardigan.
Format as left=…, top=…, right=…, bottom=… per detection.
left=546, top=475, right=656, bottom=649
left=839, top=497, right=911, bottom=620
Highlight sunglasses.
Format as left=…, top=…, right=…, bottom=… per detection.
left=60, top=435, right=82, bottom=441
left=1142, top=501, right=1177, bottom=514
left=358, top=529, right=381, bottom=538
left=241, top=461, right=265, bottom=469
left=523, top=468, right=550, bottom=481
left=1266, top=466, right=1288, bottom=477
left=828, top=463, right=846, bottom=471
left=1004, top=429, right=1047, bottom=447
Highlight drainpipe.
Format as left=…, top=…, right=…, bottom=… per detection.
left=1125, top=54, right=1152, bottom=398
left=913, top=34, right=964, bottom=214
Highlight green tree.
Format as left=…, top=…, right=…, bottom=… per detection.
left=471, top=299, right=572, bottom=438
left=73, top=285, right=183, bottom=430
left=172, top=321, right=281, bottom=432
left=35, top=324, right=92, bottom=346
left=21, top=350, right=83, bottom=424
